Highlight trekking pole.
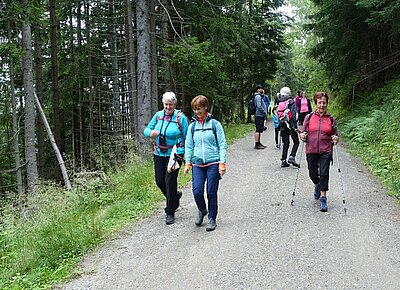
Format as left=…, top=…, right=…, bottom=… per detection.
left=334, top=144, right=347, bottom=214
left=291, top=140, right=305, bottom=206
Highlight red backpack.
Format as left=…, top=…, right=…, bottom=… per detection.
left=277, top=100, right=293, bottom=128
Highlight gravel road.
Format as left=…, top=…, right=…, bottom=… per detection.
left=58, top=119, right=400, bottom=290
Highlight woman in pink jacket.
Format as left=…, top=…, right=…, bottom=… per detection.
left=299, top=92, right=339, bottom=212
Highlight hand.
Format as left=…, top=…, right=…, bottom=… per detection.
left=150, top=130, right=160, bottom=139
left=219, top=163, right=226, bottom=176
left=332, top=135, right=339, bottom=144
left=299, top=132, right=307, bottom=141
left=183, top=164, right=191, bottom=175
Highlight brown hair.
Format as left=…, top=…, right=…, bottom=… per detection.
left=191, top=95, right=209, bottom=110
left=313, top=92, right=329, bottom=104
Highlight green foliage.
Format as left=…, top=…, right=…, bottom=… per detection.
left=0, top=123, right=253, bottom=289
left=340, top=77, right=400, bottom=198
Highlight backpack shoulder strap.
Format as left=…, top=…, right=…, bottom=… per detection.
left=304, top=112, right=314, bottom=132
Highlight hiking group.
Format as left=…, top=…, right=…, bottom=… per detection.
left=143, top=87, right=340, bottom=232
left=251, top=84, right=339, bottom=212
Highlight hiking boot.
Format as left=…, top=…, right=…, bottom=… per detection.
left=165, top=215, right=175, bottom=225
left=174, top=191, right=182, bottom=210
left=254, top=144, right=266, bottom=149
left=275, top=144, right=281, bottom=149
left=313, top=185, right=321, bottom=200
left=259, top=143, right=267, bottom=149
left=195, top=209, right=208, bottom=226
left=206, top=218, right=216, bottom=232
left=320, top=196, right=328, bottom=212
left=281, top=160, right=290, bottom=168
left=288, top=156, right=300, bottom=168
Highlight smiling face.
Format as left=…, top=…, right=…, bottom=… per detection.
left=193, top=105, right=207, bottom=119
left=316, top=96, right=328, bottom=115
left=163, top=100, right=176, bottom=115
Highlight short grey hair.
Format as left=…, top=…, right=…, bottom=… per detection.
left=162, top=91, right=177, bottom=104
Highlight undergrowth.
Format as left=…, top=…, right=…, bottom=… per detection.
left=336, top=78, right=400, bottom=199
left=0, top=123, right=253, bottom=290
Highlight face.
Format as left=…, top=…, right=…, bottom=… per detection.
left=193, top=105, right=207, bottom=119
left=316, top=96, right=328, bottom=114
left=163, top=100, right=176, bottom=115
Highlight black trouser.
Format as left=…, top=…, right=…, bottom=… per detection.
left=280, top=128, right=299, bottom=161
left=306, top=153, right=331, bottom=191
left=274, top=127, right=279, bottom=145
left=298, top=112, right=309, bottom=126
left=154, top=154, right=183, bottom=215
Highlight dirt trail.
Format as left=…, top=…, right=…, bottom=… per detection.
left=58, top=119, right=400, bottom=290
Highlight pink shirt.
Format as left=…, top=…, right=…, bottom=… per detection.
left=300, top=98, right=309, bottom=113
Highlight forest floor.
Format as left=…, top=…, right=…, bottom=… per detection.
left=57, top=119, right=400, bottom=290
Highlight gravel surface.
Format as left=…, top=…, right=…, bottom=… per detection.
left=58, top=120, right=400, bottom=290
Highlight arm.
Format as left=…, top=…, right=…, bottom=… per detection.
left=183, top=122, right=195, bottom=174
left=143, top=112, right=160, bottom=138
left=215, top=121, right=227, bottom=176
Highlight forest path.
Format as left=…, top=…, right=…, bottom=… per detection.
left=59, top=119, right=400, bottom=290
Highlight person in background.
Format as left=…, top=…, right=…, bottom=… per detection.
left=261, top=88, right=271, bottom=130
left=278, top=86, right=300, bottom=168
left=299, top=92, right=339, bottom=212
left=296, top=90, right=312, bottom=127
left=183, top=95, right=227, bottom=232
left=272, top=105, right=280, bottom=149
left=253, top=84, right=268, bottom=149
left=144, top=92, right=189, bottom=225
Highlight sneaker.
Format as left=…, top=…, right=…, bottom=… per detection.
left=313, top=185, right=321, bottom=200
left=174, top=191, right=182, bottom=210
left=206, top=218, right=216, bottom=232
left=275, top=144, right=280, bottom=149
left=288, top=156, right=300, bottom=168
left=195, top=209, right=208, bottom=226
left=281, top=160, right=290, bottom=168
left=254, top=144, right=266, bottom=149
left=165, top=215, right=175, bottom=225
left=320, top=196, right=328, bottom=212
left=259, top=143, right=267, bottom=149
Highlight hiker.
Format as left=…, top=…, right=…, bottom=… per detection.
left=296, top=90, right=312, bottom=127
left=272, top=105, right=280, bottom=149
left=143, top=91, right=189, bottom=225
left=299, top=92, right=339, bottom=212
left=183, top=95, right=227, bottom=232
left=253, top=84, right=268, bottom=149
left=277, top=86, right=300, bottom=168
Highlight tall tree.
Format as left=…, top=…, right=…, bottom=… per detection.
left=21, top=0, right=38, bottom=194
left=136, top=0, right=152, bottom=154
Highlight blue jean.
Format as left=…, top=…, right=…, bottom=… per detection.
left=192, top=164, right=220, bottom=219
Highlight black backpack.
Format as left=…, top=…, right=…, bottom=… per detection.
left=248, top=95, right=256, bottom=115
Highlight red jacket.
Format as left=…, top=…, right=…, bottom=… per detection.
left=303, top=111, right=338, bottom=155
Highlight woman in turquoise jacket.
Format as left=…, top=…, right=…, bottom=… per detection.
left=183, top=95, right=227, bottom=232
left=144, top=92, right=189, bottom=225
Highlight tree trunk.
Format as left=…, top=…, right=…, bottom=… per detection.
left=33, top=23, right=46, bottom=179
left=149, top=0, right=158, bottom=113
left=34, top=94, right=72, bottom=191
left=126, top=0, right=137, bottom=141
left=8, top=22, right=24, bottom=199
left=22, top=0, right=39, bottom=195
left=85, top=0, right=94, bottom=169
left=136, top=0, right=152, bottom=154
left=49, top=0, right=63, bottom=182
left=160, top=0, right=172, bottom=92
left=111, top=0, right=121, bottom=135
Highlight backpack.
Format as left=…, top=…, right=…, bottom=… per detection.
left=277, top=100, right=293, bottom=129
left=248, top=95, right=256, bottom=115
left=190, top=118, right=218, bottom=147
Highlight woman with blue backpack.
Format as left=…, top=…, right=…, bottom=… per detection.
left=144, top=92, right=189, bottom=225
left=183, top=95, right=227, bottom=232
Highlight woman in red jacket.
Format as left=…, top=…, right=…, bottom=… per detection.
left=299, top=92, right=339, bottom=212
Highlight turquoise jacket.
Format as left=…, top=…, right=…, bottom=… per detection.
left=144, top=109, right=189, bottom=156
left=185, top=114, right=227, bottom=165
